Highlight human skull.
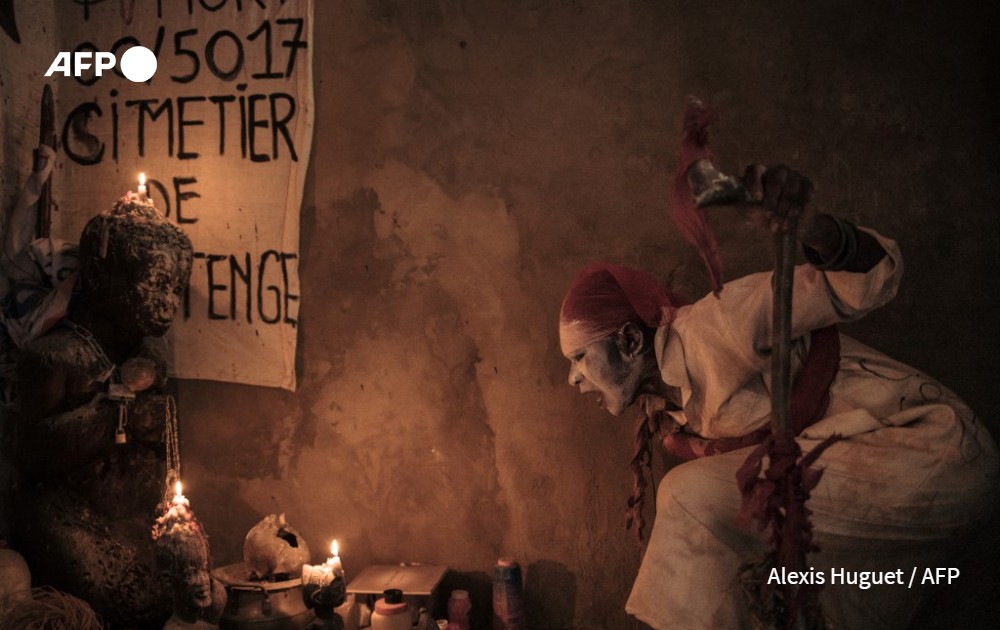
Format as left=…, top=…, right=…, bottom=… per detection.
left=243, top=514, right=311, bottom=580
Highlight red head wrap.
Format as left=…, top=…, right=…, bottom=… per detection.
left=559, top=263, right=688, bottom=355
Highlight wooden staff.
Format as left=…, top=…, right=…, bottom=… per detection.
left=687, top=158, right=819, bottom=629
left=686, top=158, right=800, bottom=435
left=770, top=212, right=797, bottom=435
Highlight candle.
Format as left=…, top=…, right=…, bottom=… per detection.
left=326, top=540, right=344, bottom=577
left=302, top=540, right=341, bottom=589
left=173, top=480, right=188, bottom=506
left=155, top=479, right=196, bottom=533
left=137, top=172, right=147, bottom=198
left=167, top=480, right=191, bottom=520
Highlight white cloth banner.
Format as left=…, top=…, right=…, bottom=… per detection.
left=50, top=0, right=314, bottom=390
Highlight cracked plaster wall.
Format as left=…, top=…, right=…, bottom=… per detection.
left=178, top=2, right=1000, bottom=628
left=3, top=1, right=997, bottom=628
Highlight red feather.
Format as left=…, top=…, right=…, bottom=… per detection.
left=671, top=100, right=725, bottom=295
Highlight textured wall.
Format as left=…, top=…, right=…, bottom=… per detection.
left=177, top=1, right=999, bottom=628
left=3, top=1, right=998, bottom=628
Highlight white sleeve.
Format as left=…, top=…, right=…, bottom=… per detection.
left=661, top=228, right=902, bottom=433
left=735, top=227, right=902, bottom=355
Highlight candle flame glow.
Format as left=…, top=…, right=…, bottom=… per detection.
left=331, top=540, right=339, bottom=557
left=175, top=480, right=183, bottom=497
left=139, top=172, right=147, bottom=186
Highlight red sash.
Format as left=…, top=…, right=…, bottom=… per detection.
left=626, top=325, right=840, bottom=540
left=660, top=325, right=840, bottom=459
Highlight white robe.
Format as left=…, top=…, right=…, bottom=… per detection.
left=625, top=230, right=1000, bottom=629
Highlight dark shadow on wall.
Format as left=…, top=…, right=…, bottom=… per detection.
left=438, top=570, right=492, bottom=629
left=436, top=563, right=576, bottom=629
left=524, top=560, right=577, bottom=630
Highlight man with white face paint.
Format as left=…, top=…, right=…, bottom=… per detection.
left=559, top=166, right=999, bottom=630
left=562, top=264, right=689, bottom=418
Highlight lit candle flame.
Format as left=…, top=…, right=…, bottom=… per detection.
left=139, top=172, right=147, bottom=187
left=171, top=480, right=187, bottom=508
left=325, top=539, right=344, bottom=578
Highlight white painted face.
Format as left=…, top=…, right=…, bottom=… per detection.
left=565, top=332, right=640, bottom=416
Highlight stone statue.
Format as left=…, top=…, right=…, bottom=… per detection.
left=10, top=194, right=193, bottom=628
left=152, top=496, right=226, bottom=630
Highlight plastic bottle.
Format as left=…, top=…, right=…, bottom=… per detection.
left=447, top=589, right=471, bottom=630
left=371, top=588, right=410, bottom=630
left=492, top=557, right=527, bottom=629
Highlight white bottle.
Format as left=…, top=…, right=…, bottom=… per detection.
left=371, top=588, right=411, bottom=630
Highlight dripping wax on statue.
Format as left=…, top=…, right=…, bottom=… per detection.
left=118, top=174, right=299, bottom=328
